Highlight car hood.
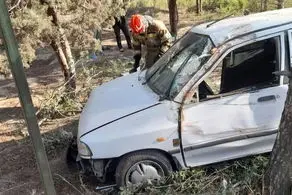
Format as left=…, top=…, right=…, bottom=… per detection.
left=78, top=72, right=160, bottom=137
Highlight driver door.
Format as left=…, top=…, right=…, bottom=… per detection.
left=181, top=33, right=287, bottom=167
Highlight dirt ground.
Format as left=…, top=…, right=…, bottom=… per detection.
left=0, top=9, right=214, bottom=195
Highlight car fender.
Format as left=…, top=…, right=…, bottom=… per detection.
left=80, top=102, right=180, bottom=159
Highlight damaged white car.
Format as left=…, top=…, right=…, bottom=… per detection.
left=69, top=8, right=292, bottom=187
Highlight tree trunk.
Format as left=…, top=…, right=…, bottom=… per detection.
left=196, top=0, right=200, bottom=14
left=263, top=78, right=292, bottom=194
left=168, top=0, right=178, bottom=38
left=199, top=0, right=202, bottom=13
left=40, top=0, right=76, bottom=91
left=59, top=28, right=76, bottom=91
left=51, top=40, right=71, bottom=85
left=263, top=0, right=268, bottom=11
left=277, top=0, right=285, bottom=9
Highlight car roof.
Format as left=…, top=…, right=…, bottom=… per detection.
left=191, top=8, right=292, bottom=46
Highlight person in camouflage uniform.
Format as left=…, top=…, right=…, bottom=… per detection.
left=128, top=14, right=173, bottom=73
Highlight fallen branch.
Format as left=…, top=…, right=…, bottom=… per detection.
left=8, top=0, right=22, bottom=12
left=55, top=173, right=83, bottom=195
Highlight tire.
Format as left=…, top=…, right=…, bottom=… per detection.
left=115, top=151, right=172, bottom=187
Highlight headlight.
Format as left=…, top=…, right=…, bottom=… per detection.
left=77, top=140, right=92, bottom=157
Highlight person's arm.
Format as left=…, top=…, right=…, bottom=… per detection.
left=155, top=21, right=172, bottom=57
left=159, top=30, right=172, bottom=56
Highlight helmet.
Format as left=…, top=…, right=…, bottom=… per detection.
left=129, top=14, right=145, bottom=34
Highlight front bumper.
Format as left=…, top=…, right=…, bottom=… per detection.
left=78, top=157, right=114, bottom=183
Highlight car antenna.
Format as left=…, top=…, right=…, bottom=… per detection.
left=206, top=13, right=234, bottom=28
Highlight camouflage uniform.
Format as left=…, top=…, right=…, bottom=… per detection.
left=131, top=15, right=172, bottom=71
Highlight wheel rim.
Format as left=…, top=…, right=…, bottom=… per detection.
left=125, top=160, right=165, bottom=186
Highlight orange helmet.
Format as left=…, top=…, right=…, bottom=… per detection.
left=129, top=14, right=145, bottom=34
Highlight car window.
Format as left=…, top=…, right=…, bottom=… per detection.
left=199, top=36, right=281, bottom=101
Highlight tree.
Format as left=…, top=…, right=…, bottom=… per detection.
left=263, top=74, right=292, bottom=194
left=277, top=0, right=285, bottom=9
left=196, top=0, right=202, bottom=14
left=0, top=0, right=127, bottom=91
left=263, top=0, right=269, bottom=10
left=168, top=0, right=178, bottom=38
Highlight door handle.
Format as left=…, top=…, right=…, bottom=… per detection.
left=257, top=95, right=276, bottom=102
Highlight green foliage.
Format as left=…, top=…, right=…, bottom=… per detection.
left=121, top=155, right=269, bottom=194
left=0, top=0, right=129, bottom=76
left=218, top=0, right=248, bottom=13
left=37, top=90, right=83, bottom=119
left=130, top=0, right=292, bottom=14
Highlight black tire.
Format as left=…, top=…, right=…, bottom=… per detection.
left=115, top=151, right=172, bottom=187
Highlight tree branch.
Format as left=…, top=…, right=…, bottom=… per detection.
left=8, top=0, right=22, bottom=13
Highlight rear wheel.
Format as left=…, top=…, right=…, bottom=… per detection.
left=115, top=151, right=172, bottom=187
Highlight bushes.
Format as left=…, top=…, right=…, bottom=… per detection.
left=202, top=0, right=249, bottom=13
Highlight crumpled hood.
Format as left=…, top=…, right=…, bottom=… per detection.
left=78, top=72, right=160, bottom=137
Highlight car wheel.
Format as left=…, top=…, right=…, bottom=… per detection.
left=115, top=151, right=172, bottom=187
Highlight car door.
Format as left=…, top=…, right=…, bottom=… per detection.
left=288, top=29, right=292, bottom=67
left=181, top=33, right=288, bottom=167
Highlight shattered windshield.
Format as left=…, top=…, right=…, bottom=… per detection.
left=145, top=32, right=214, bottom=99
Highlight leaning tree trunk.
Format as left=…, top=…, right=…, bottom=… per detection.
left=59, top=28, right=76, bottom=91
left=51, top=39, right=70, bottom=83
left=168, top=0, right=178, bottom=38
left=40, top=0, right=76, bottom=91
left=263, top=78, right=292, bottom=194
left=277, top=0, right=285, bottom=9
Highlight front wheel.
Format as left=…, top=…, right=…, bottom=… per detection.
left=115, top=151, right=172, bottom=187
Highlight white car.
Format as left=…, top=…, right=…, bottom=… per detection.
left=72, top=8, right=292, bottom=187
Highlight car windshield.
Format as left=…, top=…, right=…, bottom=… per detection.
left=145, top=32, right=214, bottom=99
